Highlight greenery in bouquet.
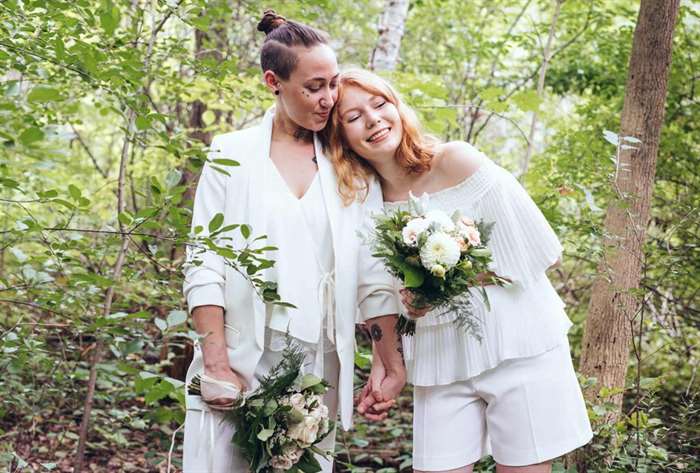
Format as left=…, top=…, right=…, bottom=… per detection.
left=188, top=344, right=334, bottom=472
left=368, top=192, right=510, bottom=337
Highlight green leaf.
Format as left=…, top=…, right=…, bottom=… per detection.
left=212, top=158, right=240, bottom=167
left=118, top=212, right=132, bottom=226
left=100, top=7, right=120, bottom=35
left=28, top=86, right=62, bottom=103
left=167, top=310, right=187, bottom=327
left=165, top=169, right=182, bottom=189
left=256, top=428, right=274, bottom=441
left=402, top=266, right=424, bottom=288
left=144, top=380, right=174, bottom=404
left=154, top=318, right=167, bottom=332
left=202, top=110, right=216, bottom=126
left=511, top=89, right=542, bottom=112
left=19, top=127, right=44, bottom=146
left=208, top=213, right=224, bottom=232
left=135, top=115, right=151, bottom=130
left=68, top=184, right=81, bottom=200
left=240, top=224, right=251, bottom=239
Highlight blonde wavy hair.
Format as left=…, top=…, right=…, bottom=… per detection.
left=321, top=69, right=437, bottom=206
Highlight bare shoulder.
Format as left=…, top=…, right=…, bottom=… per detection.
left=433, top=141, right=487, bottom=184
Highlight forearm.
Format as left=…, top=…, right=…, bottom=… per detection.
left=366, top=315, right=405, bottom=377
left=192, top=305, right=229, bottom=372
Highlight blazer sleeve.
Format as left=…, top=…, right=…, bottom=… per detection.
left=357, top=180, right=400, bottom=323
left=182, top=136, right=227, bottom=313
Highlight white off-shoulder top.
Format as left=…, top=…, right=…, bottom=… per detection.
left=386, top=150, right=572, bottom=386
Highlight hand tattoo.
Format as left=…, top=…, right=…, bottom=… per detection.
left=370, top=323, right=383, bottom=342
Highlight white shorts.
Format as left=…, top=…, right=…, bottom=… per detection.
left=412, top=341, right=593, bottom=470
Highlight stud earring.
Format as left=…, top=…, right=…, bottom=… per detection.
left=274, top=90, right=280, bottom=96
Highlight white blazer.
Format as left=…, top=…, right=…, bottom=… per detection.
left=183, top=108, right=397, bottom=429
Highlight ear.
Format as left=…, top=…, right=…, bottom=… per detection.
left=263, top=70, right=281, bottom=94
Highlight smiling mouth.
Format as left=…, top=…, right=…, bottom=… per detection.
left=367, top=128, right=391, bottom=143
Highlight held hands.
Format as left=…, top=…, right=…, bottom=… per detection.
left=356, top=349, right=406, bottom=421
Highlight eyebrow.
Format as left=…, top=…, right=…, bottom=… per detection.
left=306, top=73, right=340, bottom=83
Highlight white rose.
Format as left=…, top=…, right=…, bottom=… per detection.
left=425, top=210, right=455, bottom=232
left=402, top=217, right=429, bottom=246
left=288, top=415, right=320, bottom=446
left=289, top=393, right=305, bottom=411
left=420, top=232, right=461, bottom=269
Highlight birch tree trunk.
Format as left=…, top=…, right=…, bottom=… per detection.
left=577, top=1, right=680, bottom=465
left=369, top=0, right=410, bottom=71
left=520, top=0, right=563, bottom=178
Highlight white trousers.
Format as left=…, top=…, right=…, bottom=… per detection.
left=183, top=348, right=340, bottom=473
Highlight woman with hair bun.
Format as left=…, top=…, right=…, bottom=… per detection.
left=324, top=69, right=593, bottom=473
left=181, top=12, right=406, bottom=472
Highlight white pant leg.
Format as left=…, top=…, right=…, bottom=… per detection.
left=315, top=351, right=340, bottom=473
left=183, top=408, right=248, bottom=473
left=183, top=347, right=341, bottom=473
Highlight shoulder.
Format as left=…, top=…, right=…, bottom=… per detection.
left=432, top=141, right=487, bottom=185
left=211, top=125, right=261, bottom=152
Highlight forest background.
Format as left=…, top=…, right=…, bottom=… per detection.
left=0, top=0, right=698, bottom=472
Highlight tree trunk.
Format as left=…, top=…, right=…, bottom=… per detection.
left=576, top=0, right=680, bottom=468
left=369, top=0, right=410, bottom=71
left=520, top=0, right=563, bottom=178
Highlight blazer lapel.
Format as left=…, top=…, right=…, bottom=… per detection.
left=249, top=108, right=275, bottom=350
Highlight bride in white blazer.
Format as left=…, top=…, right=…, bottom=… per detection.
left=181, top=11, right=405, bottom=472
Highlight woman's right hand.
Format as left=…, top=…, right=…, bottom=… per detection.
left=399, top=288, right=432, bottom=318
left=201, top=365, right=247, bottom=409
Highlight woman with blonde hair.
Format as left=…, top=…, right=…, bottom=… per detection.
left=324, top=69, right=593, bottom=473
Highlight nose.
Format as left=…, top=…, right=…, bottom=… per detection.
left=365, top=110, right=381, bottom=129
left=320, top=87, right=334, bottom=109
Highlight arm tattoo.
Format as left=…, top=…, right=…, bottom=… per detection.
left=397, top=333, right=404, bottom=360
left=370, top=323, right=383, bottom=342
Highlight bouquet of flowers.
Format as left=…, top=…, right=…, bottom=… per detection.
left=366, top=192, right=510, bottom=336
left=188, top=344, right=334, bottom=472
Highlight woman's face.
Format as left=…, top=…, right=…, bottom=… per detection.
left=337, top=85, right=403, bottom=162
left=276, top=44, right=339, bottom=132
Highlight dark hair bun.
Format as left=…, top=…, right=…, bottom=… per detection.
left=257, top=9, right=287, bottom=35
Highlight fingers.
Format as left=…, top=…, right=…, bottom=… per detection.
left=357, top=393, right=375, bottom=415
left=371, top=399, right=396, bottom=412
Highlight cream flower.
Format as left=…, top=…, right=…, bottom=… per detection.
left=425, top=210, right=456, bottom=232
left=420, top=232, right=461, bottom=269
left=288, top=415, right=320, bottom=446
left=402, top=217, right=429, bottom=246
left=463, top=226, right=481, bottom=246
left=430, top=264, right=446, bottom=278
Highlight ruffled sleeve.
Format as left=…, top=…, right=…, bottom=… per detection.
left=476, top=161, right=563, bottom=287
left=182, top=136, right=227, bottom=313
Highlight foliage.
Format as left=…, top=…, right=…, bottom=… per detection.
left=0, top=0, right=698, bottom=471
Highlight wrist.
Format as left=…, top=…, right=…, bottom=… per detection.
left=384, top=360, right=406, bottom=378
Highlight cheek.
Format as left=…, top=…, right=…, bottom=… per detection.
left=344, top=125, right=364, bottom=150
